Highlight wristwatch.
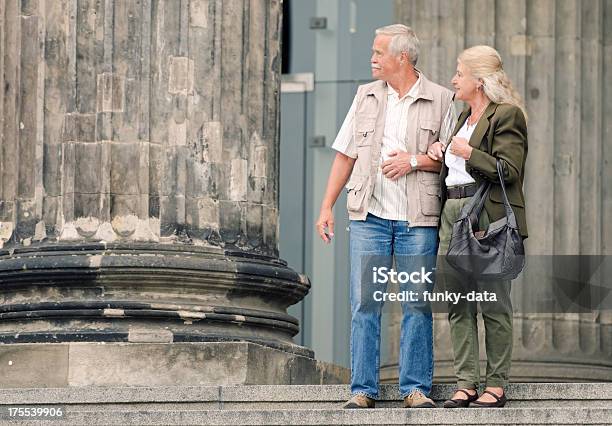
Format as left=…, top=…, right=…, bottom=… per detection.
left=410, top=154, right=418, bottom=170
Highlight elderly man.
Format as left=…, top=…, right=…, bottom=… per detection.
left=316, top=24, right=454, bottom=409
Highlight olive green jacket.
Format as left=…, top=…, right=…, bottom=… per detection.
left=439, top=102, right=528, bottom=238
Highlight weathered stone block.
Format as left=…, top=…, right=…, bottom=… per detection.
left=160, top=149, right=178, bottom=195
left=168, top=117, right=188, bottom=146
left=159, top=195, right=177, bottom=237
left=203, top=121, right=223, bottom=163
left=511, top=34, right=534, bottom=56
left=15, top=199, right=37, bottom=241
left=251, top=145, right=267, bottom=178
left=230, top=158, right=248, bottom=201
left=148, top=195, right=160, bottom=219
left=189, top=0, right=209, bottom=28
left=74, top=193, right=102, bottom=220
left=263, top=206, right=278, bottom=252
left=0, top=342, right=347, bottom=388
left=247, top=176, right=266, bottom=204
left=246, top=203, right=263, bottom=248
left=209, top=162, right=226, bottom=199
left=110, top=195, right=141, bottom=225
left=196, top=197, right=219, bottom=229
left=63, top=113, right=96, bottom=142
left=0, top=344, right=69, bottom=388
left=96, top=72, right=125, bottom=112
left=74, top=142, right=102, bottom=193
left=219, top=201, right=242, bottom=244
left=43, top=143, right=63, bottom=196
left=168, top=56, right=194, bottom=95
left=96, top=112, right=113, bottom=141
left=0, top=201, right=15, bottom=222
left=111, top=143, right=141, bottom=194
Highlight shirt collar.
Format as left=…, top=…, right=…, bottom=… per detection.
left=387, top=73, right=421, bottom=101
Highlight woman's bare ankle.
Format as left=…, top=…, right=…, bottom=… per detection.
left=453, top=388, right=477, bottom=400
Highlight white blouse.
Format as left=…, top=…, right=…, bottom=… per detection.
left=445, top=120, right=477, bottom=187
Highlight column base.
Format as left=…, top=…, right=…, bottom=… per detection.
left=0, top=341, right=349, bottom=388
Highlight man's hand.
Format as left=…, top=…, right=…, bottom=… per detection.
left=316, top=207, right=335, bottom=243
left=382, top=151, right=413, bottom=180
left=427, top=141, right=446, bottom=161
left=449, top=136, right=473, bottom=160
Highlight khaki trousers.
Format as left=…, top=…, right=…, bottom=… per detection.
left=437, top=197, right=513, bottom=389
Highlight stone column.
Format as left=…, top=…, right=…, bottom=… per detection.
left=381, top=0, right=612, bottom=384
left=0, top=0, right=346, bottom=387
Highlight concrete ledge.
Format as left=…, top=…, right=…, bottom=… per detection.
left=0, top=408, right=608, bottom=425
left=0, top=383, right=609, bottom=405
left=0, top=383, right=609, bottom=424
left=0, top=342, right=349, bottom=388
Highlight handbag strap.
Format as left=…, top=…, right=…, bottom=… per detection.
left=496, top=160, right=518, bottom=229
left=457, top=180, right=490, bottom=225
left=457, top=161, right=518, bottom=230
left=468, top=181, right=490, bottom=230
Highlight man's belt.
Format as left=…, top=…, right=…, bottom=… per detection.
left=446, top=183, right=478, bottom=199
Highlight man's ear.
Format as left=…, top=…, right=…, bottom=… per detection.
left=401, top=51, right=411, bottom=66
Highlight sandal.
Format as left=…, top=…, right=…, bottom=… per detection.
left=443, top=389, right=478, bottom=408
left=469, top=390, right=507, bottom=408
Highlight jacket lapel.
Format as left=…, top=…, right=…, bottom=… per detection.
left=452, top=108, right=470, bottom=138
left=468, top=102, right=498, bottom=149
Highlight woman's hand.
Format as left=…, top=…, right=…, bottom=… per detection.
left=427, top=142, right=446, bottom=161
left=449, top=136, right=473, bottom=160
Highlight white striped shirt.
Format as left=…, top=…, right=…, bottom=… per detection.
left=332, top=78, right=455, bottom=221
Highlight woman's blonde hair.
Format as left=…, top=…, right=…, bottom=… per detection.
left=458, top=45, right=528, bottom=122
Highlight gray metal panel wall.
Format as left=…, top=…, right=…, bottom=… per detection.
left=279, top=0, right=394, bottom=367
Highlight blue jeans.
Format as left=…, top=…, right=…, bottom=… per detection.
left=349, top=213, right=438, bottom=399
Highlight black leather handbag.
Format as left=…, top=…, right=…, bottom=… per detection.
left=446, top=160, right=525, bottom=280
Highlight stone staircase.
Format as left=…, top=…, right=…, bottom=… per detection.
left=0, top=383, right=610, bottom=425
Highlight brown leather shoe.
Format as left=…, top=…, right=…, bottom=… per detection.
left=404, top=390, right=436, bottom=408
left=342, top=394, right=375, bottom=409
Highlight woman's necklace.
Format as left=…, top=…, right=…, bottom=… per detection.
left=466, top=101, right=489, bottom=129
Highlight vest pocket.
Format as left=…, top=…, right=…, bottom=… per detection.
left=355, top=127, right=375, bottom=146
left=418, top=120, right=440, bottom=152
left=346, top=175, right=369, bottom=212
left=419, top=181, right=441, bottom=216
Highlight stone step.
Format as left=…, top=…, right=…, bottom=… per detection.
left=0, top=383, right=610, bottom=408
left=0, top=383, right=610, bottom=425
left=2, top=407, right=610, bottom=425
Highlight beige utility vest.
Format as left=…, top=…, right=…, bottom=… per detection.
left=345, top=74, right=454, bottom=226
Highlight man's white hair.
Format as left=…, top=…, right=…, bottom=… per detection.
left=375, top=24, right=420, bottom=66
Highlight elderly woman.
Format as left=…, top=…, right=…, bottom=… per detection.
left=427, top=45, right=528, bottom=408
